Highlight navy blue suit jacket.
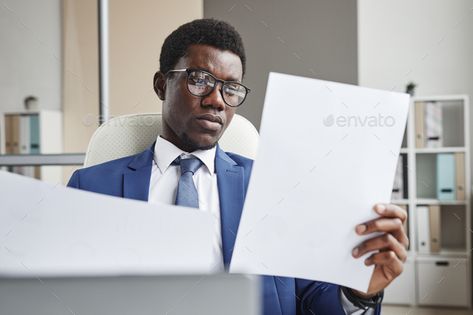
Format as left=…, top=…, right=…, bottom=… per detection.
left=68, top=144, right=381, bottom=315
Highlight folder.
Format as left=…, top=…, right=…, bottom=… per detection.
left=429, top=205, right=441, bottom=253
left=436, top=153, right=455, bottom=200
left=417, top=206, right=430, bottom=253
left=415, top=102, right=425, bottom=148
left=455, top=153, right=465, bottom=200
left=19, top=115, right=30, bottom=154
left=4, top=115, right=12, bottom=154
left=9, top=115, right=20, bottom=154
left=8, top=115, right=21, bottom=175
left=424, top=101, right=442, bottom=148
left=19, top=115, right=35, bottom=177
left=391, top=154, right=408, bottom=200
left=402, top=154, right=408, bottom=198
left=29, top=114, right=40, bottom=154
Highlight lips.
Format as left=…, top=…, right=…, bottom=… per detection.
left=195, top=114, right=224, bottom=132
left=196, top=114, right=223, bottom=124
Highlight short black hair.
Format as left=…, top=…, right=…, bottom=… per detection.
left=159, top=18, right=246, bottom=76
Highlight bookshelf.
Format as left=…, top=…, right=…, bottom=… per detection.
left=1, top=110, right=63, bottom=183
left=384, top=95, right=471, bottom=307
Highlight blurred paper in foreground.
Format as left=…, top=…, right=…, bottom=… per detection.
left=0, top=171, right=217, bottom=276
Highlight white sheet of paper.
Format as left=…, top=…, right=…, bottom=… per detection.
left=0, top=171, right=217, bottom=277
left=230, top=73, right=409, bottom=292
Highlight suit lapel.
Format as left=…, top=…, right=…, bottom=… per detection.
left=123, top=143, right=155, bottom=201
left=215, top=146, right=245, bottom=269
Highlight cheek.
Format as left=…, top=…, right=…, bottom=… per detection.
left=223, top=109, right=236, bottom=131
left=164, top=84, right=193, bottom=121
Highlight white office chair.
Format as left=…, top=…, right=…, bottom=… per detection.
left=84, top=113, right=259, bottom=167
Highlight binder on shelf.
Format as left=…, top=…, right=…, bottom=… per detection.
left=429, top=205, right=441, bottom=253
left=9, top=115, right=21, bottom=154
left=2, top=110, right=62, bottom=182
left=402, top=154, right=408, bottom=198
left=19, top=114, right=31, bottom=154
left=455, top=153, right=465, bottom=200
left=6, top=114, right=22, bottom=175
left=436, top=153, right=456, bottom=200
left=415, top=102, right=425, bottom=148
left=4, top=115, right=12, bottom=153
left=424, top=101, right=443, bottom=148
left=18, top=114, right=35, bottom=177
left=29, top=114, right=42, bottom=179
left=417, top=206, right=430, bottom=253
left=392, top=154, right=408, bottom=200
left=29, top=114, right=40, bottom=154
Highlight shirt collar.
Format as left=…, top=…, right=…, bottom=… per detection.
left=154, top=136, right=216, bottom=174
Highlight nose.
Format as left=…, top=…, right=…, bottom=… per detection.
left=200, top=82, right=226, bottom=111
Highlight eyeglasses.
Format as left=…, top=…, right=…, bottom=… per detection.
left=166, top=68, right=250, bottom=107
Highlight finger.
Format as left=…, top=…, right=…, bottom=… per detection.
left=356, top=217, right=403, bottom=234
left=356, top=218, right=409, bottom=248
left=374, top=204, right=408, bottom=223
left=364, top=251, right=404, bottom=281
left=353, top=233, right=407, bottom=262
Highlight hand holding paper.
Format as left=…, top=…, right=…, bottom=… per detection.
left=351, top=203, right=409, bottom=297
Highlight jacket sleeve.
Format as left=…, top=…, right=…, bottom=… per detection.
left=296, top=280, right=382, bottom=315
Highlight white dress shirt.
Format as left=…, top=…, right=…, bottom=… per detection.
left=147, top=136, right=374, bottom=314
left=148, top=136, right=224, bottom=272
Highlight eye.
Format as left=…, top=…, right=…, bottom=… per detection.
left=224, top=84, right=245, bottom=98
left=190, top=72, right=208, bottom=86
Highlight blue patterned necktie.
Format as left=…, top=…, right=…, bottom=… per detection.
left=173, top=156, right=203, bottom=208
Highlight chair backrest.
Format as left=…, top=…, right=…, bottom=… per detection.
left=84, top=113, right=259, bottom=167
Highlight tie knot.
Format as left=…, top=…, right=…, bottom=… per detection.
left=173, top=156, right=203, bottom=175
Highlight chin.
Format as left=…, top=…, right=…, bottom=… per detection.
left=182, top=133, right=219, bottom=151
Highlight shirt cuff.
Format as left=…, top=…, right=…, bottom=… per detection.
left=339, top=288, right=375, bottom=315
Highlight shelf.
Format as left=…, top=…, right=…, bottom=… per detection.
left=416, top=251, right=469, bottom=259
left=415, top=147, right=466, bottom=154
left=391, top=199, right=409, bottom=205
left=413, top=95, right=468, bottom=103
left=415, top=199, right=467, bottom=205
left=388, top=95, right=470, bottom=307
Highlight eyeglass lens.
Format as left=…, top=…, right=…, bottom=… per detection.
left=187, top=70, right=247, bottom=107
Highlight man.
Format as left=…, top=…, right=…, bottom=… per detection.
left=68, top=19, right=408, bottom=315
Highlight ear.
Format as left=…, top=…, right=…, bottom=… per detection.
left=153, top=71, right=166, bottom=100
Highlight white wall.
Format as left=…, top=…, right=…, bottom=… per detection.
left=358, top=0, right=473, bottom=182
left=358, top=0, right=473, bottom=96
left=0, top=0, right=61, bottom=112
left=109, top=0, right=203, bottom=116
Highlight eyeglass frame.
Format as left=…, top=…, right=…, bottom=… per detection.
left=165, top=68, right=251, bottom=107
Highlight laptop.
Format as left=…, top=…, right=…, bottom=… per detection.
left=0, top=274, right=260, bottom=315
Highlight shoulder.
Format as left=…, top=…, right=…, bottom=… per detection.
left=67, top=153, right=140, bottom=190
left=79, top=154, right=136, bottom=176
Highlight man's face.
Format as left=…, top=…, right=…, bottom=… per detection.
left=156, top=44, right=243, bottom=152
